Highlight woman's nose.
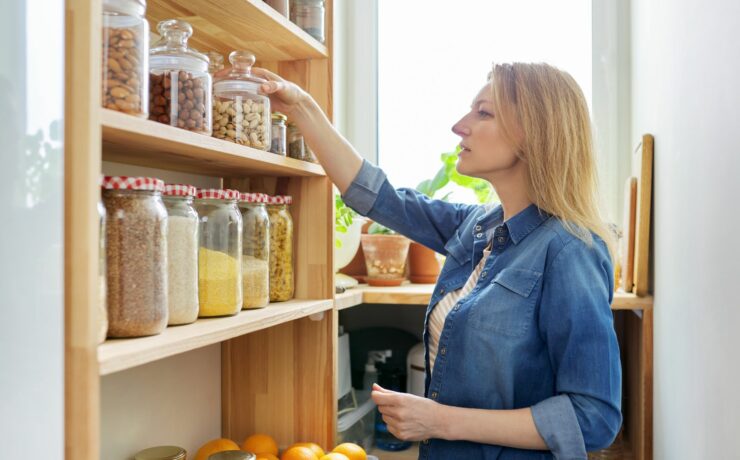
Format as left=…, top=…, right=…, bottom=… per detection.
left=451, top=117, right=470, bottom=137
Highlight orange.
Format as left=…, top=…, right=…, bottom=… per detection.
left=194, top=438, right=240, bottom=460
left=256, top=455, right=280, bottom=460
left=331, top=443, right=367, bottom=460
left=319, top=454, right=350, bottom=460
left=242, top=433, right=279, bottom=456
left=288, top=443, right=325, bottom=457
left=280, top=446, right=319, bottom=460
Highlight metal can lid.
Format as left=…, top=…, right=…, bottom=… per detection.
left=207, top=451, right=256, bottom=460
left=271, top=112, right=287, bottom=122
left=164, top=183, right=198, bottom=197
left=101, top=176, right=165, bottom=192
left=133, top=446, right=187, bottom=460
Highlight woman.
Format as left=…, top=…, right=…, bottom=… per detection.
left=254, top=63, right=621, bottom=459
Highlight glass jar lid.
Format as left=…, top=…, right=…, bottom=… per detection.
left=103, top=0, right=146, bottom=16
left=240, top=192, right=267, bottom=203
left=133, top=445, right=186, bottom=460
left=207, top=51, right=224, bottom=74
left=266, top=195, right=292, bottom=205
left=150, top=19, right=209, bottom=73
left=197, top=188, right=240, bottom=201
left=102, top=176, right=165, bottom=192
left=214, top=50, right=267, bottom=94
left=271, top=112, right=287, bottom=123
left=164, top=183, right=198, bottom=197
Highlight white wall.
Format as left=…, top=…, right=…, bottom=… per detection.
left=0, top=0, right=65, bottom=456
left=631, top=0, right=740, bottom=457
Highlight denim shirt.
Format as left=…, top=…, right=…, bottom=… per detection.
left=342, top=161, right=622, bottom=460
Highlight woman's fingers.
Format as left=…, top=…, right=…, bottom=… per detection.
left=252, top=67, right=285, bottom=82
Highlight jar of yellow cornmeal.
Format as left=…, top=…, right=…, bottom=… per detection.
left=195, top=188, right=243, bottom=316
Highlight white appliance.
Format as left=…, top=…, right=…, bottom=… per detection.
left=406, top=342, right=426, bottom=397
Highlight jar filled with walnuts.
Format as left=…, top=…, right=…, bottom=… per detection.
left=149, top=19, right=212, bottom=135
left=101, top=0, right=149, bottom=117
left=212, top=51, right=271, bottom=149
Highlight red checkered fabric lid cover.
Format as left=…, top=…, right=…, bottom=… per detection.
left=164, top=184, right=197, bottom=197
left=266, top=195, right=293, bottom=205
left=240, top=192, right=266, bottom=203
left=197, top=188, right=240, bottom=200
left=101, top=176, right=165, bottom=192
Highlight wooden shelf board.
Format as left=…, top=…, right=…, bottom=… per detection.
left=98, top=298, right=333, bottom=376
left=336, top=284, right=654, bottom=311
left=101, top=109, right=325, bottom=177
left=147, top=0, right=328, bottom=61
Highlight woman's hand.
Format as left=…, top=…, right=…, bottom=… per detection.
left=371, top=383, right=444, bottom=442
left=214, top=67, right=308, bottom=116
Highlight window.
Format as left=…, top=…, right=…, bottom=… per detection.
left=377, top=0, right=593, bottom=204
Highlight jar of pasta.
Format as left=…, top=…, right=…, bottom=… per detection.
left=101, top=0, right=149, bottom=117
left=239, top=193, right=270, bottom=309
left=101, top=176, right=168, bottom=337
left=195, top=189, right=243, bottom=317
left=267, top=195, right=294, bottom=302
left=163, top=184, right=200, bottom=325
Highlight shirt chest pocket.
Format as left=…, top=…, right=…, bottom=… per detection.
left=469, top=267, right=542, bottom=338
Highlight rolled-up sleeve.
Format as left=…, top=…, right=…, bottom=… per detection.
left=533, top=237, right=622, bottom=459
left=341, top=160, right=479, bottom=254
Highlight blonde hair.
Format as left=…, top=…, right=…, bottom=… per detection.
left=489, top=62, right=616, bottom=260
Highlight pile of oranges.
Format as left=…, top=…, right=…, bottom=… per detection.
left=194, top=434, right=367, bottom=460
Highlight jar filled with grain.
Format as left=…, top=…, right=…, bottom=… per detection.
left=270, top=112, right=287, bottom=156
left=149, top=19, right=212, bottom=135
left=290, top=0, right=325, bottom=43
left=101, top=0, right=149, bottom=117
left=97, top=199, right=108, bottom=343
left=163, top=184, right=200, bottom=325
left=195, top=189, right=243, bottom=316
left=239, top=193, right=270, bottom=309
left=101, top=176, right=168, bottom=337
left=266, top=195, right=294, bottom=302
left=212, top=51, right=271, bottom=149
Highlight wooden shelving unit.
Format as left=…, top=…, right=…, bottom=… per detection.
left=65, top=0, right=336, bottom=458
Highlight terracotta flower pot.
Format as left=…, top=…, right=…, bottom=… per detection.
left=408, top=242, right=441, bottom=284
left=360, top=234, right=411, bottom=287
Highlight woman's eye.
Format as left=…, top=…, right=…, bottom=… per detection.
left=478, top=110, right=492, bottom=118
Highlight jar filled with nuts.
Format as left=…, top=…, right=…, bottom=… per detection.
left=207, top=51, right=224, bottom=75
left=101, top=176, right=168, bottom=338
left=195, top=189, right=243, bottom=317
left=162, top=184, right=200, bottom=326
left=270, top=112, right=288, bottom=156
left=97, top=198, right=108, bottom=344
left=266, top=195, right=294, bottom=302
left=212, top=51, right=271, bottom=149
left=239, top=193, right=270, bottom=309
left=149, top=19, right=212, bottom=135
left=102, top=0, right=149, bottom=117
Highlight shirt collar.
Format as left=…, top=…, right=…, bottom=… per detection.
left=477, top=203, right=549, bottom=245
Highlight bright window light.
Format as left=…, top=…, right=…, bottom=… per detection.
left=378, top=0, right=592, bottom=203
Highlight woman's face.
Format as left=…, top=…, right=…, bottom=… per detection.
left=451, top=84, right=523, bottom=181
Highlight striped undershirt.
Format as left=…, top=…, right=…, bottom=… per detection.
left=428, top=248, right=492, bottom=374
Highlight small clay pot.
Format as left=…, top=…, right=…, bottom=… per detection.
left=361, top=234, right=410, bottom=287
left=408, top=242, right=441, bottom=284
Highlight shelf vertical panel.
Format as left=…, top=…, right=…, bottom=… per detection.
left=623, top=309, right=653, bottom=460
left=222, top=312, right=335, bottom=448
left=65, top=0, right=103, bottom=457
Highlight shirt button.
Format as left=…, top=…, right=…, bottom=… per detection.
left=475, top=225, right=482, bottom=231
left=440, top=347, right=447, bottom=355
left=497, top=236, right=505, bottom=243
left=453, top=303, right=460, bottom=311
left=439, top=288, right=445, bottom=295
left=431, top=391, right=439, bottom=399
left=481, top=271, right=487, bottom=278
left=423, top=439, right=430, bottom=445
left=476, top=232, right=483, bottom=238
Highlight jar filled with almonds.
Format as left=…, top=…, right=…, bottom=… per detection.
left=149, top=19, right=212, bottom=135
left=101, top=0, right=149, bottom=117
left=212, top=51, right=271, bottom=149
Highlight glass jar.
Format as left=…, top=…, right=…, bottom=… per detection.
left=149, top=19, right=212, bottom=134
left=134, top=446, right=187, bottom=460
left=208, top=452, right=256, bottom=460
left=287, top=122, right=308, bottom=161
left=97, top=199, right=108, bottom=344
left=267, top=195, right=294, bottom=302
left=102, top=0, right=149, bottom=117
left=265, top=0, right=289, bottom=17
left=290, top=0, right=325, bottom=43
left=270, top=112, right=287, bottom=156
left=207, top=51, right=224, bottom=75
left=212, top=51, right=271, bottom=149
left=163, top=184, right=200, bottom=325
left=239, top=193, right=270, bottom=309
left=195, top=189, right=243, bottom=316
left=101, top=176, right=168, bottom=337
